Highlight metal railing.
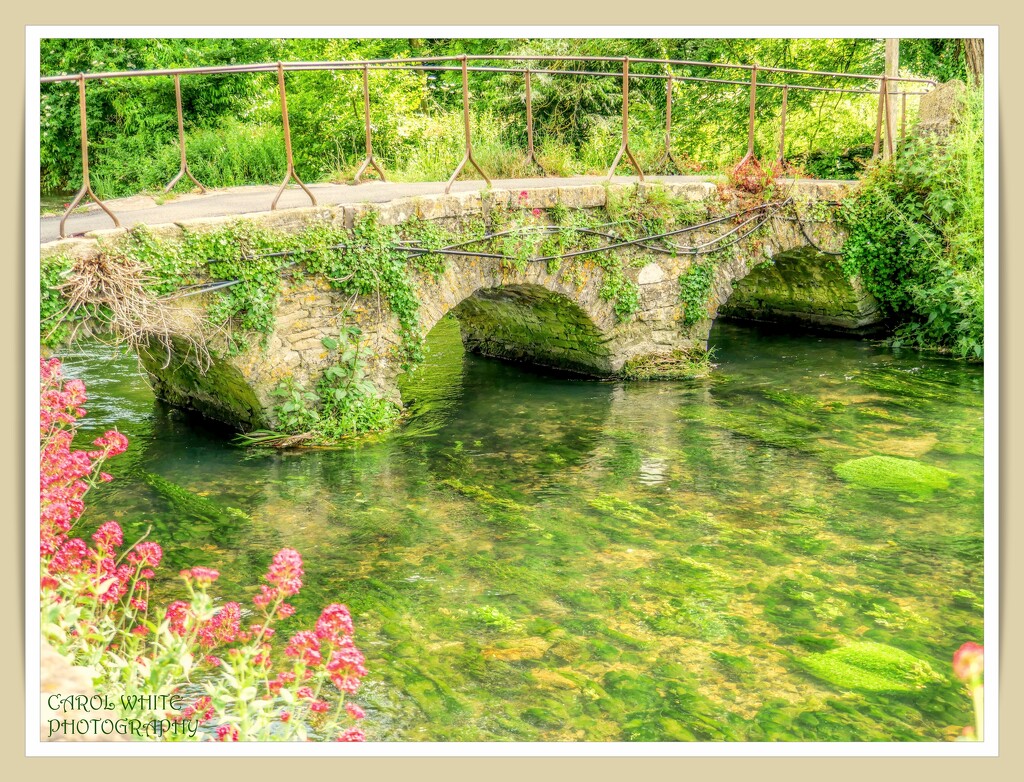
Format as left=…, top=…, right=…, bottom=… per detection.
left=40, top=54, right=935, bottom=239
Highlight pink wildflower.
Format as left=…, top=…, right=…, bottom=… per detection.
left=953, top=642, right=984, bottom=684
left=92, top=521, right=123, bottom=552
left=336, top=727, right=366, bottom=742
left=285, top=630, right=322, bottom=666
left=92, top=430, right=129, bottom=457
left=345, top=702, right=366, bottom=720
left=315, top=604, right=354, bottom=641
left=128, top=542, right=163, bottom=569
left=181, top=566, right=219, bottom=586
left=165, top=601, right=192, bottom=635
left=198, top=602, right=241, bottom=647
left=253, top=584, right=279, bottom=608
left=266, top=548, right=303, bottom=596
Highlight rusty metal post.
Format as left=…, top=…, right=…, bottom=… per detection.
left=164, top=74, right=207, bottom=194
left=737, top=65, right=758, bottom=168
left=873, top=77, right=887, bottom=159
left=900, top=90, right=907, bottom=146
left=353, top=64, right=386, bottom=184
left=60, top=74, right=121, bottom=239
left=272, top=62, right=316, bottom=209
left=654, top=77, right=683, bottom=174
left=606, top=57, right=644, bottom=181
left=776, top=85, right=788, bottom=167
left=522, top=69, right=545, bottom=173
left=445, top=55, right=491, bottom=194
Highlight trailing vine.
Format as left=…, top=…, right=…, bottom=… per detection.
left=678, top=261, right=716, bottom=327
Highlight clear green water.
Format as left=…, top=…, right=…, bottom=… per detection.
left=61, top=318, right=984, bottom=742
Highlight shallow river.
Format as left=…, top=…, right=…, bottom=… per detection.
left=61, top=318, right=985, bottom=742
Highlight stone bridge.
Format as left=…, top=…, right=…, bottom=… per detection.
left=40, top=179, right=877, bottom=432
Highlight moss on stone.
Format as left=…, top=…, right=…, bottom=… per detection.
left=139, top=337, right=268, bottom=429
left=833, top=455, right=956, bottom=495
left=797, top=641, right=943, bottom=693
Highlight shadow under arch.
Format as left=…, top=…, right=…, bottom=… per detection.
left=714, top=246, right=883, bottom=335
left=426, top=282, right=616, bottom=379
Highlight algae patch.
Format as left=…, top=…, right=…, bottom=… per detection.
left=143, top=472, right=252, bottom=525
left=797, top=641, right=943, bottom=693
left=833, top=455, right=956, bottom=496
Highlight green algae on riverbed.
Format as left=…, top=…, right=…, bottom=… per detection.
left=833, top=455, right=958, bottom=496
left=60, top=319, right=985, bottom=742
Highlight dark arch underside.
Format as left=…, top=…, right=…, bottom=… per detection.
left=449, top=284, right=614, bottom=376
left=717, top=247, right=884, bottom=334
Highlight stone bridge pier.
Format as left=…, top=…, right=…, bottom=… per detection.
left=42, top=181, right=875, bottom=432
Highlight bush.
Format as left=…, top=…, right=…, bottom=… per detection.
left=840, top=85, right=984, bottom=359
left=39, top=357, right=368, bottom=741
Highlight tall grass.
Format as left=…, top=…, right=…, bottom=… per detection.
left=90, top=119, right=286, bottom=198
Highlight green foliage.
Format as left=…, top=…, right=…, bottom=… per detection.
left=314, top=323, right=400, bottom=438
left=269, top=376, right=320, bottom=434
left=264, top=325, right=400, bottom=443
left=678, top=261, right=715, bottom=327
left=833, top=455, right=957, bottom=496
left=841, top=86, right=984, bottom=359
left=40, top=254, right=75, bottom=347
left=797, top=641, right=944, bottom=693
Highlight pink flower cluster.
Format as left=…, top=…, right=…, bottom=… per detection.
left=40, top=359, right=368, bottom=742
left=283, top=602, right=368, bottom=697
left=39, top=358, right=129, bottom=559
left=953, top=642, right=984, bottom=684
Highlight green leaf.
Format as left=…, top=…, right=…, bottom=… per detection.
left=321, top=336, right=339, bottom=351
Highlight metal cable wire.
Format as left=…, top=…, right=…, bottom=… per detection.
left=171, top=198, right=822, bottom=298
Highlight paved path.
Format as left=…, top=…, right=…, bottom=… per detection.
left=40, top=175, right=850, bottom=244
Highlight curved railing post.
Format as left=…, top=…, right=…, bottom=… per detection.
left=272, top=61, right=316, bottom=209
left=445, top=55, right=491, bottom=194
left=776, top=84, right=788, bottom=167
left=164, top=73, right=207, bottom=194
left=523, top=68, right=546, bottom=174
left=900, top=89, right=908, bottom=147
left=353, top=64, right=385, bottom=184
left=654, top=76, right=683, bottom=174
left=59, top=74, right=121, bottom=239
left=737, top=64, right=758, bottom=168
left=607, top=56, right=644, bottom=181
left=884, top=76, right=896, bottom=160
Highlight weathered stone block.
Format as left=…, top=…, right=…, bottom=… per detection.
left=375, top=198, right=419, bottom=226
left=917, top=79, right=967, bottom=137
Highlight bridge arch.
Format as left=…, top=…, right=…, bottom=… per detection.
left=710, top=245, right=882, bottom=335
